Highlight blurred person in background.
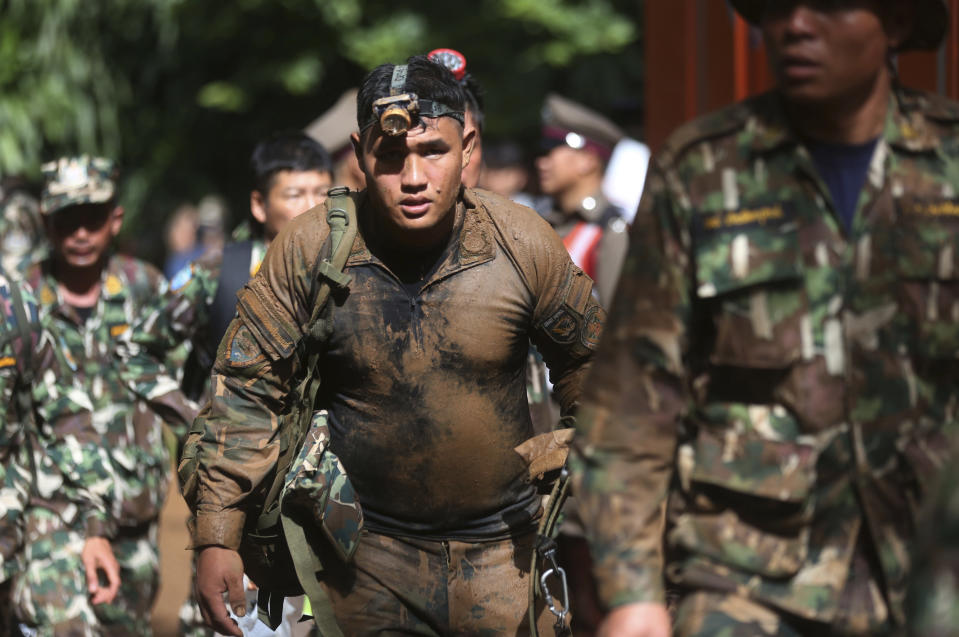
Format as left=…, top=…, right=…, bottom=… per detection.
left=20, top=155, right=178, bottom=635
left=479, top=140, right=551, bottom=215
left=537, top=94, right=629, bottom=307
left=0, top=177, right=47, bottom=274
left=163, top=202, right=199, bottom=279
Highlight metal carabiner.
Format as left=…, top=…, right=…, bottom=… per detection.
left=538, top=547, right=570, bottom=625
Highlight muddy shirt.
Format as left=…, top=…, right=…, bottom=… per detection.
left=571, top=88, right=959, bottom=627
left=187, top=188, right=603, bottom=548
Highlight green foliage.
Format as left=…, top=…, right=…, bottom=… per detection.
left=1, top=0, right=643, bottom=264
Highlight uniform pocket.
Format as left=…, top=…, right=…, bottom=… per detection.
left=895, top=213, right=959, bottom=360
left=694, top=221, right=806, bottom=369
left=670, top=404, right=816, bottom=578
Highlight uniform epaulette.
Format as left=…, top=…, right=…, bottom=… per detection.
left=658, top=93, right=773, bottom=165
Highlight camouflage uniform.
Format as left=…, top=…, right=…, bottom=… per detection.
left=17, top=155, right=180, bottom=636
left=184, top=188, right=602, bottom=634
left=0, top=273, right=116, bottom=635
left=571, top=88, right=959, bottom=635
left=22, top=254, right=174, bottom=636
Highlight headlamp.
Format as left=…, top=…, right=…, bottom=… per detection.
left=372, top=93, right=420, bottom=137
left=361, top=63, right=465, bottom=136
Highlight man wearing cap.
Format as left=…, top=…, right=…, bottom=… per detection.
left=186, top=55, right=601, bottom=636
left=571, top=1, right=959, bottom=636
left=22, top=155, right=179, bottom=634
left=538, top=94, right=629, bottom=307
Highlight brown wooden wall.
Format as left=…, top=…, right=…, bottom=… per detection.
left=645, top=0, right=959, bottom=151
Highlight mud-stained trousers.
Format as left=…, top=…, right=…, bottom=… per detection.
left=319, top=529, right=566, bottom=636
left=12, top=507, right=158, bottom=637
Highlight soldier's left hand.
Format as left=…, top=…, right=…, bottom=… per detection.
left=81, top=536, right=121, bottom=605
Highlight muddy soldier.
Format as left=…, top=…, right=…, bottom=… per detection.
left=23, top=156, right=178, bottom=635
left=187, top=55, right=602, bottom=636
left=0, top=271, right=121, bottom=636
left=570, top=1, right=959, bottom=636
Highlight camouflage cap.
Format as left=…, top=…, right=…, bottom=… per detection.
left=541, top=93, right=624, bottom=162
left=729, top=0, right=948, bottom=51
left=40, top=155, right=117, bottom=215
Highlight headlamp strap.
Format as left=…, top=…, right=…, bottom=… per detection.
left=390, top=65, right=408, bottom=96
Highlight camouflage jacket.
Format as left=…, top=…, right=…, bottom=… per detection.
left=0, top=272, right=113, bottom=577
left=571, top=88, right=959, bottom=626
left=185, top=188, right=603, bottom=548
left=25, top=254, right=175, bottom=528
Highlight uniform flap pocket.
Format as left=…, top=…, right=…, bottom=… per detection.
left=282, top=410, right=363, bottom=562
left=686, top=425, right=817, bottom=504
left=669, top=509, right=809, bottom=578
left=694, top=205, right=802, bottom=299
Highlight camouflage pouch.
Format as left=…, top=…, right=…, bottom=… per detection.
left=281, top=410, right=363, bottom=562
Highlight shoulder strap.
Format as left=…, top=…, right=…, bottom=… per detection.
left=208, top=240, right=255, bottom=354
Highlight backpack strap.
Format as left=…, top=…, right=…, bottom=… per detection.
left=255, top=187, right=356, bottom=635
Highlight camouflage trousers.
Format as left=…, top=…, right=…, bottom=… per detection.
left=12, top=507, right=159, bottom=637
left=318, top=529, right=565, bottom=636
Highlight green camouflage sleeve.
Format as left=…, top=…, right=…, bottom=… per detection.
left=183, top=215, right=320, bottom=549
left=117, top=263, right=216, bottom=439
left=569, top=158, right=692, bottom=608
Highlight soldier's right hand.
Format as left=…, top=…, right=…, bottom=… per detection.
left=196, top=545, right=246, bottom=637
left=597, top=602, right=671, bottom=637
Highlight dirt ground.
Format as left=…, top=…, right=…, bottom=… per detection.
left=152, top=474, right=192, bottom=636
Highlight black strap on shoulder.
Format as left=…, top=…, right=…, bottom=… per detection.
left=208, top=240, right=256, bottom=355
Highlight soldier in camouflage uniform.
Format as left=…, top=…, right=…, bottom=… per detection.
left=187, top=56, right=602, bottom=636
left=570, top=1, right=959, bottom=636
left=22, top=156, right=179, bottom=636
left=0, top=270, right=122, bottom=635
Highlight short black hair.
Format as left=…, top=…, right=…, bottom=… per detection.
left=461, top=73, right=484, bottom=134
left=250, top=131, right=333, bottom=194
left=356, top=55, right=467, bottom=136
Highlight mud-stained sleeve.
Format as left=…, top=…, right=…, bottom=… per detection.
left=30, top=328, right=117, bottom=539
left=527, top=221, right=605, bottom=416
left=568, top=159, right=692, bottom=608
left=187, top=219, right=318, bottom=549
